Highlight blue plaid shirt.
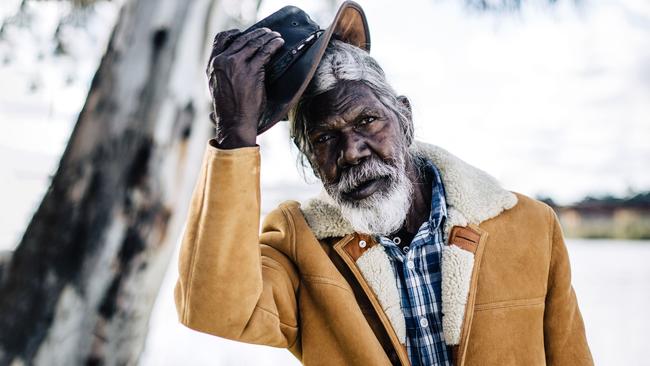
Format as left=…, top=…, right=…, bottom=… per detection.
left=377, top=160, right=453, bottom=366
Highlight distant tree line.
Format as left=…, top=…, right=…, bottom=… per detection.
left=538, top=191, right=650, bottom=210
left=575, top=192, right=650, bottom=209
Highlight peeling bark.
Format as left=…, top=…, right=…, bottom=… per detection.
left=0, top=0, right=259, bottom=364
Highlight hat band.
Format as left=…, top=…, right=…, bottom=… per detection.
left=267, top=29, right=325, bottom=85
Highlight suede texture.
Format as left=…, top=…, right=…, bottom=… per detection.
left=174, top=141, right=593, bottom=366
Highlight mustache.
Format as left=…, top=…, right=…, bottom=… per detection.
left=328, top=156, right=400, bottom=194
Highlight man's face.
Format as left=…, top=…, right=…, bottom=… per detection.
left=304, top=80, right=413, bottom=235
left=305, top=80, right=407, bottom=200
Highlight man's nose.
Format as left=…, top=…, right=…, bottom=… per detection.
left=338, top=134, right=370, bottom=167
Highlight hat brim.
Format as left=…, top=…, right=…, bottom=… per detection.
left=258, top=1, right=371, bottom=135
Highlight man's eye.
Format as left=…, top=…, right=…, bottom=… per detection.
left=359, top=116, right=376, bottom=126
left=316, top=134, right=333, bottom=144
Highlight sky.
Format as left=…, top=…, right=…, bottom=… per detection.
left=1, top=0, right=649, bottom=250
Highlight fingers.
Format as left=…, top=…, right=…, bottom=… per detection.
left=207, top=29, right=240, bottom=76
left=212, top=29, right=240, bottom=55
left=223, top=27, right=273, bottom=56
left=238, top=30, right=283, bottom=60
left=205, top=27, right=284, bottom=83
left=249, top=37, right=284, bottom=67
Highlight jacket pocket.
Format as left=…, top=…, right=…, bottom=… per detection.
left=465, top=297, right=546, bottom=365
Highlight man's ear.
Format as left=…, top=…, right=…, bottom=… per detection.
left=397, top=95, right=414, bottom=145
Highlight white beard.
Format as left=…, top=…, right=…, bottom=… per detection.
left=322, top=154, right=413, bottom=236
left=337, top=173, right=412, bottom=235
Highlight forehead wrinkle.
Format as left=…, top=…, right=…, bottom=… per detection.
left=330, top=91, right=362, bottom=114
left=317, top=94, right=372, bottom=129
left=306, top=81, right=382, bottom=132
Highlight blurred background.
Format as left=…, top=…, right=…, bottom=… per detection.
left=0, top=0, right=649, bottom=365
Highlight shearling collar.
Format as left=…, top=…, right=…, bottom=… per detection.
left=301, top=141, right=518, bottom=242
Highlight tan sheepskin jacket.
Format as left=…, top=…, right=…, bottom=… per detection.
left=174, top=139, right=593, bottom=366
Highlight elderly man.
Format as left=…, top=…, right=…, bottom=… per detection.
left=174, top=2, right=593, bottom=365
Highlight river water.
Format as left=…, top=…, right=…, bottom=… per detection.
left=141, top=239, right=650, bottom=366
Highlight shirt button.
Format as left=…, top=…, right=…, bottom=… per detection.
left=402, top=246, right=409, bottom=253
left=420, top=317, right=429, bottom=328
left=393, top=237, right=402, bottom=245
left=359, top=240, right=367, bottom=248
left=406, top=260, right=415, bottom=269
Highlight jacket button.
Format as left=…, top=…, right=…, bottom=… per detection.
left=359, top=240, right=367, bottom=248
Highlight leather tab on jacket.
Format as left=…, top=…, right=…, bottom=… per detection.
left=342, top=233, right=376, bottom=262
left=449, top=226, right=481, bottom=253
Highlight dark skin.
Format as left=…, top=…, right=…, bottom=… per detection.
left=208, top=29, right=431, bottom=235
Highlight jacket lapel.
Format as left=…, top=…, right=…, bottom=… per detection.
left=333, top=234, right=411, bottom=366
left=300, top=141, right=518, bottom=361
left=443, top=224, right=488, bottom=366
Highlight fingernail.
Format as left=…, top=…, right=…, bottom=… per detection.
left=271, top=31, right=281, bottom=37
left=261, top=27, right=271, bottom=32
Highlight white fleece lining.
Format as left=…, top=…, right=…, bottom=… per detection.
left=443, top=206, right=469, bottom=244
left=356, top=245, right=407, bottom=344
left=411, top=141, right=518, bottom=241
left=441, top=245, right=475, bottom=345
left=302, top=191, right=354, bottom=240
left=300, top=141, right=518, bottom=347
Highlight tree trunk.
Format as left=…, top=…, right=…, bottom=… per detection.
left=0, top=0, right=258, bottom=364
left=0, top=251, right=9, bottom=285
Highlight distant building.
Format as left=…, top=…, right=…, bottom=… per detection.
left=546, top=193, right=650, bottom=240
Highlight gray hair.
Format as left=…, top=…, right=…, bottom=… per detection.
left=289, top=40, right=413, bottom=162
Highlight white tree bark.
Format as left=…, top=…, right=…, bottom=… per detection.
left=0, top=0, right=259, bottom=365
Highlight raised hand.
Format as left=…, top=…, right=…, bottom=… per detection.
left=207, top=27, right=284, bottom=149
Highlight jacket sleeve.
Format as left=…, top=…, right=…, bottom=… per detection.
left=543, top=208, right=593, bottom=365
left=174, top=140, right=300, bottom=349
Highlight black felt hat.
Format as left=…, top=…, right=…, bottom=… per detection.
left=242, top=1, right=371, bottom=135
